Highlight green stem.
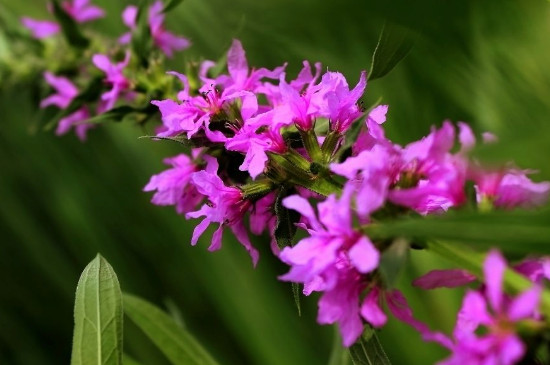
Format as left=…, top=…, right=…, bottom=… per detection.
left=240, top=179, right=276, bottom=200
left=321, top=131, right=342, bottom=164
left=427, top=240, right=550, bottom=318
left=299, top=128, right=323, bottom=163
left=267, top=152, right=342, bottom=197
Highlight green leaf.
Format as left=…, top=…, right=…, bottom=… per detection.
left=366, top=208, right=550, bottom=255
left=162, top=0, right=185, bottom=13
left=368, top=22, right=415, bottom=81
left=123, top=354, right=143, bottom=365
left=378, top=238, right=409, bottom=288
left=71, top=254, right=123, bottom=365
left=51, top=0, right=90, bottom=49
left=348, top=326, right=391, bottom=365
left=123, top=293, right=220, bottom=365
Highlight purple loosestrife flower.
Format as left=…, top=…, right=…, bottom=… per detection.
left=186, top=156, right=259, bottom=266
left=40, top=72, right=92, bottom=140
left=62, top=0, right=105, bottom=23
left=210, top=39, right=286, bottom=96
left=21, top=0, right=104, bottom=39
left=471, top=168, right=550, bottom=209
left=278, top=187, right=380, bottom=344
left=389, top=121, right=468, bottom=215
left=317, top=71, right=367, bottom=133
left=120, top=1, right=190, bottom=58
left=143, top=153, right=202, bottom=214
left=92, top=52, right=132, bottom=112
left=21, top=18, right=60, bottom=39
left=153, top=71, right=255, bottom=142
left=433, top=250, right=541, bottom=365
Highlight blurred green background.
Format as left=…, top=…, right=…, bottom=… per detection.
left=1, top=0, right=550, bottom=364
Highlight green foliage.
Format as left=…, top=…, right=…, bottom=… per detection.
left=131, top=0, right=154, bottom=67
left=368, top=22, right=415, bottom=81
left=71, top=254, right=123, bottom=365
left=349, top=327, right=391, bottom=365
left=367, top=208, right=550, bottom=254
left=123, top=293, right=220, bottom=365
left=162, top=0, right=185, bottom=14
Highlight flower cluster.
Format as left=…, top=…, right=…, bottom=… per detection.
left=24, top=0, right=190, bottom=140
left=21, top=2, right=550, bottom=362
left=143, top=39, right=550, bottom=352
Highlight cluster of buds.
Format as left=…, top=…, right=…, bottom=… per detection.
left=17, top=1, right=550, bottom=363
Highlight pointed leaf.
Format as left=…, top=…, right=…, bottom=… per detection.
left=71, top=254, right=123, bottom=365
left=123, top=293, right=220, bottom=365
left=368, top=22, right=415, bottom=81
left=162, top=0, right=185, bottom=13
left=348, top=326, right=391, bottom=365
left=51, top=0, right=90, bottom=49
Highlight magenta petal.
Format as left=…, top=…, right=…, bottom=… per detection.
left=507, top=285, right=541, bottom=321
left=413, top=269, right=476, bottom=289
left=227, top=39, right=248, bottom=86
left=190, top=217, right=210, bottom=246
left=483, top=250, right=506, bottom=312
left=348, top=236, right=379, bottom=273
left=457, top=121, right=475, bottom=152
left=21, top=18, right=60, bottom=39
left=282, top=195, right=321, bottom=231
left=209, top=225, right=224, bottom=252
left=454, top=290, right=491, bottom=339
left=499, top=335, right=525, bottom=365
left=368, top=104, right=388, bottom=125
left=360, top=288, right=387, bottom=327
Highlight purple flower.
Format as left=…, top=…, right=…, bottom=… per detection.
left=120, top=1, right=190, bottom=57
left=317, top=71, right=367, bottom=133
left=210, top=39, right=286, bottom=95
left=472, top=168, right=550, bottom=209
left=389, top=121, right=468, bottom=215
left=143, top=153, right=202, bottom=214
left=62, top=0, right=105, bottom=23
left=186, top=156, right=259, bottom=266
left=152, top=72, right=255, bottom=143
left=433, top=250, right=541, bottom=365
left=40, top=72, right=92, bottom=140
left=92, top=52, right=132, bottom=112
left=277, top=187, right=381, bottom=345
left=21, top=18, right=60, bottom=39
left=21, top=0, right=104, bottom=39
